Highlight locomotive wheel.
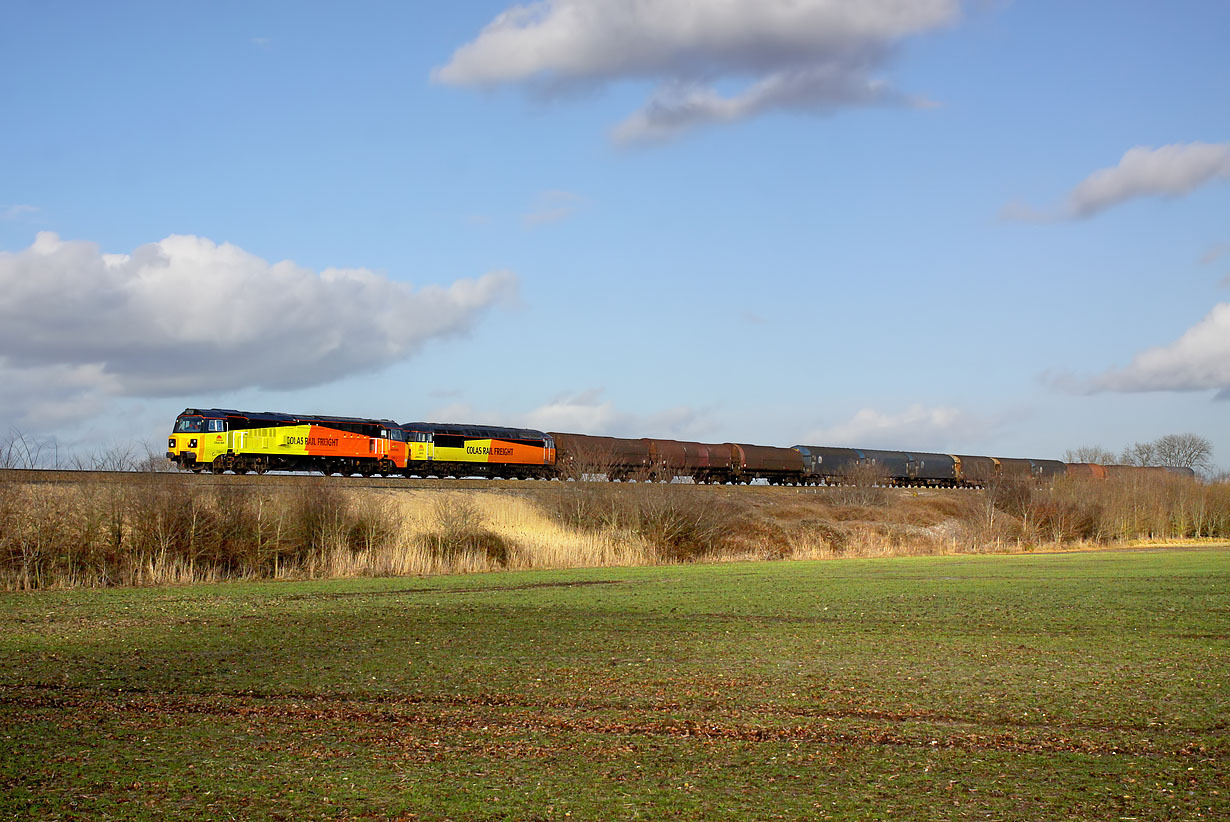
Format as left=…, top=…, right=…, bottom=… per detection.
left=253, top=459, right=268, bottom=475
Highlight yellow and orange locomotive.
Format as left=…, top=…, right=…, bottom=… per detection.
left=166, top=408, right=556, bottom=478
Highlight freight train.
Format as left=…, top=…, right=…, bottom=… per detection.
left=166, top=408, right=1196, bottom=485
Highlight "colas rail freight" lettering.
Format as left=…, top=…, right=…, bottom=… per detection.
left=466, top=445, right=514, bottom=456
left=282, top=436, right=340, bottom=447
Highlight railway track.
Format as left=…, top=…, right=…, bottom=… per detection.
left=0, top=468, right=552, bottom=491
left=0, top=468, right=961, bottom=495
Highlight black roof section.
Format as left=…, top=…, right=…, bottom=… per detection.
left=398, top=421, right=549, bottom=440
left=179, top=408, right=397, bottom=426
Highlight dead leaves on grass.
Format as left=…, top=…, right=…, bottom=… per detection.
left=4, top=686, right=1221, bottom=760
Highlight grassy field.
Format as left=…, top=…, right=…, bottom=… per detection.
left=1, top=548, right=1227, bottom=820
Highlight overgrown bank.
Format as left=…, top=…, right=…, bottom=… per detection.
left=2, top=473, right=1228, bottom=589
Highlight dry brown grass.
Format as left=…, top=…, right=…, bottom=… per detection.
left=2, top=473, right=1226, bottom=589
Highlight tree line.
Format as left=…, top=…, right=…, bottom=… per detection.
left=1064, top=433, right=1214, bottom=473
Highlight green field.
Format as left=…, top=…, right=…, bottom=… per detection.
left=2, top=548, right=1227, bottom=820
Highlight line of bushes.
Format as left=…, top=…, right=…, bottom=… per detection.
left=0, top=478, right=395, bottom=589
left=983, top=474, right=1230, bottom=543
left=3, top=472, right=1226, bottom=590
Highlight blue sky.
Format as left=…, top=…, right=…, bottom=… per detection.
left=1, top=0, right=1228, bottom=468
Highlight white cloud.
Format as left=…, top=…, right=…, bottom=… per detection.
left=1084, top=303, right=1230, bottom=399
left=521, top=389, right=710, bottom=438
left=434, top=0, right=958, bottom=144
left=802, top=404, right=976, bottom=450
left=1, top=204, right=39, bottom=221
left=0, top=232, right=517, bottom=405
left=0, top=362, right=117, bottom=431
left=523, top=190, right=588, bottom=226
left=1008, top=142, right=1230, bottom=220
left=522, top=389, right=624, bottom=433
left=1200, top=243, right=1229, bottom=265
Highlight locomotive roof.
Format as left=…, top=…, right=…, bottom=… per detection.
left=179, top=408, right=397, bottom=426
left=399, top=421, right=548, bottom=440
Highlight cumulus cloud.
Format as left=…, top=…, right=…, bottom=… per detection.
left=521, top=389, right=710, bottom=437
left=1080, top=303, right=1230, bottom=399
left=434, top=0, right=958, bottom=144
left=0, top=232, right=517, bottom=402
left=0, top=362, right=117, bottom=431
left=1007, top=142, right=1230, bottom=221
left=801, top=404, right=977, bottom=450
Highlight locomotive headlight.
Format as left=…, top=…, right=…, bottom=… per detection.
left=168, top=437, right=176, bottom=448
left=189, top=438, right=198, bottom=448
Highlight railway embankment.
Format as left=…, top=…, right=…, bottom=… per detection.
left=1, top=470, right=1227, bottom=589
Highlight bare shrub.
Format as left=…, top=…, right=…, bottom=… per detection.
left=128, top=482, right=221, bottom=579
left=827, top=462, right=888, bottom=507
left=1027, top=493, right=1102, bottom=542
left=629, top=483, right=737, bottom=562
left=539, top=481, right=739, bottom=563
left=68, top=444, right=142, bottom=472
left=541, top=472, right=623, bottom=534
left=420, top=495, right=513, bottom=567
left=806, top=521, right=850, bottom=556
left=136, top=442, right=177, bottom=472
left=0, top=477, right=76, bottom=588
left=0, top=429, right=59, bottom=469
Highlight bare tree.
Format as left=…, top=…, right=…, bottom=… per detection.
left=0, top=429, right=58, bottom=469
left=1118, top=441, right=1158, bottom=467
left=136, top=444, right=177, bottom=472
left=68, top=443, right=140, bottom=472
left=1063, top=445, right=1117, bottom=465
left=1152, top=433, right=1213, bottom=471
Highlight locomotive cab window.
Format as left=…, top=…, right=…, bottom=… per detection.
left=207, top=419, right=226, bottom=433
left=174, top=418, right=204, bottom=433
